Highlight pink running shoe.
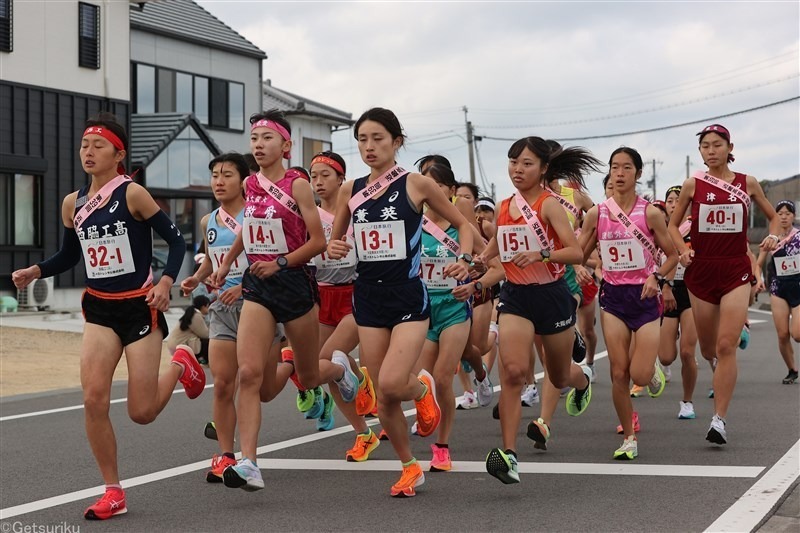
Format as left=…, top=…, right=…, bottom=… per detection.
left=616, top=411, right=640, bottom=434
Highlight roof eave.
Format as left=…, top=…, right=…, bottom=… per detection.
left=130, top=23, right=267, bottom=60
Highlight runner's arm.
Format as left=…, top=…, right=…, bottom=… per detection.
left=35, top=193, right=82, bottom=279
left=289, top=177, right=327, bottom=266
left=577, top=205, right=599, bottom=263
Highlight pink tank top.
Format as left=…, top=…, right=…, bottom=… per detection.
left=242, top=171, right=308, bottom=263
left=597, top=196, right=657, bottom=285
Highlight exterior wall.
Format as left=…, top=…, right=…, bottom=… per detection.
left=287, top=117, right=333, bottom=167
left=130, top=29, right=261, bottom=153
left=0, top=0, right=129, bottom=101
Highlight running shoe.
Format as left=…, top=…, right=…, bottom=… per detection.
left=414, top=370, right=441, bottom=437
left=331, top=351, right=359, bottom=403
left=316, top=390, right=335, bottom=431
left=346, top=430, right=380, bottom=462
left=678, top=401, right=696, bottom=420
left=706, top=414, right=727, bottom=445
left=411, top=421, right=419, bottom=435
left=616, top=411, right=640, bottom=434
left=378, top=429, right=389, bottom=441
left=223, top=457, right=264, bottom=491
left=355, top=366, right=377, bottom=416
left=566, top=365, right=593, bottom=416
left=613, top=436, right=638, bottom=460
left=172, top=344, right=206, bottom=399
left=782, top=369, right=799, bottom=384
left=429, top=443, right=452, bottom=472
left=485, top=448, right=520, bottom=484
left=303, top=387, right=326, bottom=419
left=474, top=366, right=494, bottom=407
left=84, top=487, right=127, bottom=520
left=739, top=323, right=750, bottom=350
left=630, top=384, right=645, bottom=398
left=366, top=403, right=379, bottom=418
left=204, top=421, right=217, bottom=441
left=390, top=461, right=425, bottom=497
left=457, top=390, right=479, bottom=410
left=559, top=386, right=571, bottom=398
left=572, top=329, right=587, bottom=363
left=526, top=417, right=551, bottom=451
left=461, top=359, right=473, bottom=373
left=647, top=362, right=666, bottom=398
left=281, top=346, right=304, bottom=390
left=492, top=402, right=500, bottom=420
left=587, top=363, right=597, bottom=383
left=707, top=388, right=715, bottom=399
left=663, top=364, right=672, bottom=383
left=520, top=384, right=540, bottom=406
left=206, top=453, right=237, bottom=483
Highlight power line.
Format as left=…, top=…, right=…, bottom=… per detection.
left=479, top=96, right=800, bottom=142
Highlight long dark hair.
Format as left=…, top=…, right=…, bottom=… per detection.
left=508, top=137, right=601, bottom=190
left=179, top=295, right=210, bottom=331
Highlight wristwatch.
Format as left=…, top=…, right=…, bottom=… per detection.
left=276, top=256, right=289, bottom=270
left=473, top=281, right=484, bottom=292
left=458, top=253, right=473, bottom=264
left=540, top=249, right=551, bottom=263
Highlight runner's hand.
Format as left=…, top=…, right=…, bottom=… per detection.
left=451, top=282, right=474, bottom=302
left=11, top=266, right=40, bottom=290
left=662, top=284, right=677, bottom=312
left=511, top=251, right=541, bottom=268
left=574, top=265, right=593, bottom=286
left=206, top=265, right=229, bottom=290
left=759, top=235, right=778, bottom=252
left=180, top=275, right=200, bottom=297
left=679, top=249, right=694, bottom=268
left=146, top=278, right=171, bottom=312
left=641, top=275, right=660, bottom=299
left=218, top=284, right=242, bottom=306
left=250, top=260, right=278, bottom=279
left=443, top=261, right=469, bottom=281
left=327, top=237, right=351, bottom=260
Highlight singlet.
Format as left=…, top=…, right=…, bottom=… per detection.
left=597, top=196, right=657, bottom=285
left=73, top=181, right=153, bottom=292
left=768, top=228, right=800, bottom=284
left=350, top=172, right=422, bottom=283
left=554, top=185, right=580, bottom=228
left=673, top=217, right=692, bottom=282
left=496, top=192, right=565, bottom=285
left=315, top=206, right=357, bottom=285
left=690, top=172, right=749, bottom=259
left=421, top=223, right=461, bottom=294
left=206, top=207, right=248, bottom=293
left=242, top=171, right=308, bottom=264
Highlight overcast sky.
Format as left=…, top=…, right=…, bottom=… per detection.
left=199, top=0, right=799, bottom=203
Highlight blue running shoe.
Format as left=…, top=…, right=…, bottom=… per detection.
left=304, top=387, right=325, bottom=419
left=316, top=391, right=335, bottom=431
left=461, top=360, right=473, bottom=373
left=739, top=323, right=750, bottom=350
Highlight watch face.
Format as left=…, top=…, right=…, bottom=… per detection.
left=461, top=254, right=473, bottom=263
left=277, top=256, right=288, bottom=268
left=541, top=249, right=551, bottom=258
left=475, top=282, right=483, bottom=292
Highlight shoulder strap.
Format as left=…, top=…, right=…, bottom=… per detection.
left=422, top=216, right=460, bottom=255
left=604, top=197, right=660, bottom=261
left=513, top=193, right=551, bottom=251
left=693, top=171, right=750, bottom=209
left=73, top=175, right=130, bottom=229
left=255, top=172, right=302, bottom=219
left=347, top=165, right=406, bottom=213
left=217, top=207, right=242, bottom=234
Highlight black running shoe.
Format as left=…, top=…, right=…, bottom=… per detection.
left=783, top=369, right=799, bottom=384
left=572, top=330, right=586, bottom=363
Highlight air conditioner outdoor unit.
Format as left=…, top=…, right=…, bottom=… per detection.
left=17, top=277, right=54, bottom=310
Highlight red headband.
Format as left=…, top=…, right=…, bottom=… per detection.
left=310, top=155, right=345, bottom=176
left=83, top=126, right=126, bottom=175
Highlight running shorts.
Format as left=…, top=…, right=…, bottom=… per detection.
left=496, top=279, right=576, bottom=335
left=82, top=286, right=168, bottom=346
left=318, top=284, right=354, bottom=327
left=242, top=266, right=319, bottom=324
left=599, top=282, right=663, bottom=332
left=427, top=292, right=471, bottom=343
left=684, top=255, right=753, bottom=305
left=353, top=277, right=430, bottom=329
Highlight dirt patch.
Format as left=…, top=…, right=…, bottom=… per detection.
left=0, top=326, right=174, bottom=398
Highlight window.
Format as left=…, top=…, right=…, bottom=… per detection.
left=176, top=72, right=193, bottom=113
left=0, top=173, right=40, bottom=246
left=135, top=64, right=155, bottom=113
left=194, top=76, right=209, bottom=124
left=0, top=0, right=12, bottom=53
left=228, top=83, right=244, bottom=130
left=157, top=69, right=175, bottom=112
left=145, top=126, right=214, bottom=190
left=78, top=3, right=100, bottom=69
left=209, top=78, right=228, bottom=129
left=303, top=138, right=331, bottom=168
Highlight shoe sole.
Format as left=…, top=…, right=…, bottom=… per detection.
left=678, top=414, right=696, bottom=419
left=706, top=429, right=727, bottom=445
left=346, top=440, right=380, bottom=462
left=430, top=464, right=451, bottom=472
left=485, top=449, right=519, bottom=484
left=457, top=403, right=479, bottom=410
left=390, top=473, right=425, bottom=497
left=526, top=421, right=549, bottom=448
left=206, top=472, right=224, bottom=483
left=613, top=452, right=637, bottom=460
left=333, top=354, right=358, bottom=403
left=222, top=468, right=264, bottom=491
left=84, top=508, right=128, bottom=520
left=566, top=383, right=592, bottom=416
left=204, top=423, right=218, bottom=441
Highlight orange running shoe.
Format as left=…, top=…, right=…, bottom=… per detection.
left=378, top=429, right=389, bottom=441
left=84, top=487, right=127, bottom=520
left=346, top=430, right=380, bottom=462
left=172, top=344, right=206, bottom=399
left=355, top=366, right=377, bottom=416
left=281, top=347, right=304, bottom=390
left=414, top=370, right=441, bottom=437
left=206, top=453, right=237, bottom=483
left=390, top=461, right=425, bottom=497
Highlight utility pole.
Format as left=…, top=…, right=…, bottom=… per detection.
left=645, top=158, right=662, bottom=200
left=491, top=183, right=496, bottom=201
left=463, top=106, right=476, bottom=185
left=685, top=155, right=690, bottom=180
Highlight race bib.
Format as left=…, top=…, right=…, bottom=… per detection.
left=421, top=257, right=457, bottom=290
left=80, top=234, right=135, bottom=279
left=354, top=221, right=406, bottom=262
left=775, top=254, right=800, bottom=276
left=698, top=204, right=743, bottom=233
left=209, top=245, right=247, bottom=279
left=243, top=218, right=288, bottom=255
left=674, top=262, right=686, bottom=281
left=498, top=225, right=539, bottom=263
left=600, top=238, right=646, bottom=271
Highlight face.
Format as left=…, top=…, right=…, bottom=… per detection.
left=357, top=120, right=401, bottom=169
left=777, top=206, right=795, bottom=229
left=310, top=162, right=343, bottom=201
left=476, top=207, right=495, bottom=223
left=604, top=180, right=614, bottom=198
left=456, top=186, right=477, bottom=206
left=80, top=134, right=124, bottom=176
left=665, top=191, right=680, bottom=217
left=508, top=147, right=547, bottom=191
left=699, top=133, right=732, bottom=168
left=211, top=162, right=244, bottom=203
left=608, top=152, right=641, bottom=194
left=250, top=126, right=290, bottom=167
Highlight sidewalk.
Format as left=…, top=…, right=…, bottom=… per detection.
left=0, top=307, right=185, bottom=334
left=759, top=483, right=800, bottom=532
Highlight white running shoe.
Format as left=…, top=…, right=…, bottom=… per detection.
left=520, top=384, right=540, bottom=406
left=474, top=369, right=494, bottom=407
left=331, top=351, right=359, bottom=403
left=678, top=401, right=696, bottom=419
left=457, top=391, right=479, bottom=410
left=613, top=435, right=638, bottom=460
left=223, top=458, right=264, bottom=491
left=706, top=414, right=727, bottom=445
left=663, top=364, right=672, bottom=383
left=587, top=363, right=597, bottom=383
left=411, top=421, right=419, bottom=435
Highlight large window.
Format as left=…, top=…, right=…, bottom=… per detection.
left=78, top=2, right=100, bottom=69
left=145, top=127, right=214, bottom=190
left=0, top=0, right=12, bottom=53
left=0, top=173, right=40, bottom=246
left=303, top=138, right=332, bottom=168
left=131, top=63, right=244, bottom=131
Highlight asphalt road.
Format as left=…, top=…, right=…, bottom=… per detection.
left=1, top=307, right=798, bottom=532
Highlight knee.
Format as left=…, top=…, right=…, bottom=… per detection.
left=379, top=377, right=408, bottom=403
left=432, top=369, right=454, bottom=393
left=237, top=364, right=263, bottom=389
left=501, top=363, right=527, bottom=387
left=129, top=406, right=157, bottom=425
left=83, top=390, right=110, bottom=418
left=610, top=366, right=629, bottom=386
left=778, top=331, right=792, bottom=344
left=716, top=336, right=738, bottom=357
left=679, top=349, right=696, bottom=364
left=213, top=377, right=236, bottom=400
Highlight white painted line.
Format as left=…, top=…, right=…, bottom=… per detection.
left=747, top=319, right=767, bottom=325
left=704, top=438, right=800, bottom=533
left=255, top=458, right=763, bottom=478
left=748, top=309, right=773, bottom=316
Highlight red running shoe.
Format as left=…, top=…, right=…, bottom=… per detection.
left=206, top=454, right=237, bottom=483
left=172, top=344, right=206, bottom=399
left=84, top=487, right=126, bottom=520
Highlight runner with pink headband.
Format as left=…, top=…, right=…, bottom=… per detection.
left=251, top=118, right=292, bottom=159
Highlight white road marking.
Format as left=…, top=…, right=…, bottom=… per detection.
left=704, top=438, right=800, bottom=533
left=748, top=309, right=773, bottom=316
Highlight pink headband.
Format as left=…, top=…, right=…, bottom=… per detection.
left=83, top=126, right=126, bottom=175
left=251, top=119, right=291, bottom=159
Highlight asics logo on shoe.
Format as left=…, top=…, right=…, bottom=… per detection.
left=109, top=201, right=119, bottom=213
left=139, top=325, right=150, bottom=335
left=109, top=499, right=123, bottom=509
left=388, top=191, right=400, bottom=203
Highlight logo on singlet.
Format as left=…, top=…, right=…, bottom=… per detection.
left=388, top=191, right=400, bottom=203
left=139, top=325, right=150, bottom=336
left=109, top=201, right=119, bottom=213
left=401, top=314, right=412, bottom=321
left=207, top=228, right=217, bottom=245
left=741, top=274, right=749, bottom=281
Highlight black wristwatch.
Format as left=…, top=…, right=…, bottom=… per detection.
left=540, top=249, right=551, bottom=263
left=473, top=281, right=484, bottom=292
left=653, top=272, right=666, bottom=288
left=458, top=253, right=473, bottom=264
left=276, top=256, right=289, bottom=270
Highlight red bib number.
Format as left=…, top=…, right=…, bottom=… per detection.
left=498, top=225, right=538, bottom=262
left=354, top=221, right=406, bottom=262
left=698, top=204, right=743, bottom=233
left=243, top=218, right=288, bottom=255
left=80, top=235, right=135, bottom=279
left=600, top=238, right=646, bottom=271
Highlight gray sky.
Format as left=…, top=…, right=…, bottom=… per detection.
left=199, top=0, right=799, bottom=203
